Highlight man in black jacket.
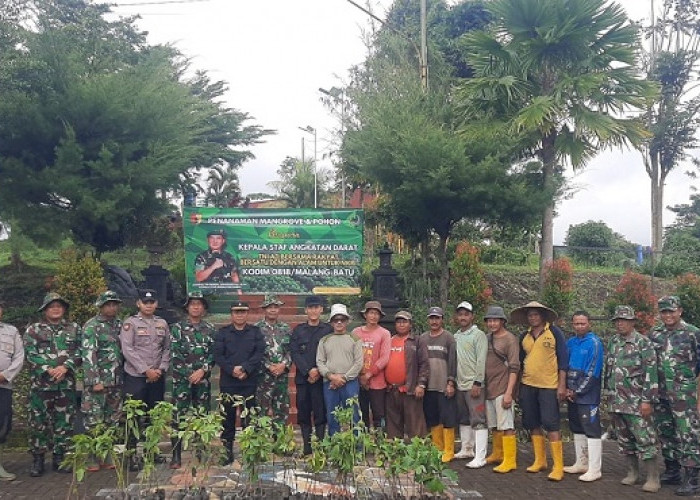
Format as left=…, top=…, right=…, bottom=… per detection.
left=213, top=301, right=265, bottom=465
left=289, top=296, right=331, bottom=455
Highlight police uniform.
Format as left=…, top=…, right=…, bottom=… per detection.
left=24, top=293, right=81, bottom=475
left=0, top=303, right=24, bottom=481
left=81, top=292, right=123, bottom=432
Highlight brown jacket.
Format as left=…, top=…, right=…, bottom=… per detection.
left=395, top=332, right=430, bottom=395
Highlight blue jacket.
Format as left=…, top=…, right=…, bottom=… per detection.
left=566, top=332, right=604, bottom=405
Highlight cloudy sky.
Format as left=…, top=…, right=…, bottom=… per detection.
left=112, top=0, right=696, bottom=246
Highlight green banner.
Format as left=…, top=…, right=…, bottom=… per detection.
left=183, top=207, right=364, bottom=295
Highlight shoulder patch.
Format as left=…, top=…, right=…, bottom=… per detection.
left=123, top=323, right=131, bottom=331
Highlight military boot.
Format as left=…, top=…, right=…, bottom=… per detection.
left=642, top=458, right=661, bottom=493
left=621, top=454, right=639, bottom=485
left=0, top=462, right=16, bottom=481
left=660, top=459, right=682, bottom=485
left=53, top=453, right=72, bottom=473
left=29, top=453, right=45, bottom=477
left=676, top=467, right=700, bottom=496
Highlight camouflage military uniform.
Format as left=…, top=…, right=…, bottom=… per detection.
left=81, top=313, right=123, bottom=430
left=603, top=329, right=658, bottom=460
left=194, top=249, right=239, bottom=283
left=254, top=319, right=291, bottom=426
left=650, top=320, right=700, bottom=468
left=170, top=318, right=216, bottom=415
left=24, top=319, right=81, bottom=455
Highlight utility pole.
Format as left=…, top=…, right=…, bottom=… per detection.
left=420, top=0, right=428, bottom=91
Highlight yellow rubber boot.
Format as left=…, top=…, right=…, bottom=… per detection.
left=526, top=434, right=548, bottom=473
left=431, top=425, right=444, bottom=450
left=485, top=430, right=504, bottom=464
left=442, top=427, right=455, bottom=463
left=547, top=440, right=564, bottom=481
left=493, top=434, right=517, bottom=473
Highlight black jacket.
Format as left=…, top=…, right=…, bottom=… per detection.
left=289, top=322, right=332, bottom=385
left=214, top=323, right=265, bottom=391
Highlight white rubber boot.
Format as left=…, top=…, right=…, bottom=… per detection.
left=454, top=425, right=474, bottom=459
left=579, top=438, right=602, bottom=482
left=563, top=433, right=588, bottom=474
left=466, top=429, right=488, bottom=468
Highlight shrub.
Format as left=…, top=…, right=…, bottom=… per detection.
left=54, top=248, right=107, bottom=324
left=565, top=220, right=634, bottom=267
left=676, top=273, right=700, bottom=326
left=541, top=257, right=574, bottom=320
left=606, top=270, right=656, bottom=333
left=449, top=241, right=492, bottom=317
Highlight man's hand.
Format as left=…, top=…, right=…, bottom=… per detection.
left=557, top=384, right=567, bottom=402
left=92, top=383, right=105, bottom=393
left=211, top=258, right=224, bottom=270
left=360, top=372, right=371, bottom=389
left=445, top=382, right=455, bottom=398
left=49, top=365, right=68, bottom=382
left=470, top=385, right=481, bottom=399
left=189, top=368, right=205, bottom=385
left=566, top=389, right=575, bottom=402
left=502, top=392, right=513, bottom=409
left=307, top=367, right=320, bottom=384
left=269, top=363, right=286, bottom=377
left=0, top=373, right=6, bottom=384
left=233, top=366, right=247, bottom=380
left=145, top=368, right=161, bottom=383
left=640, top=402, right=653, bottom=418
left=329, top=373, right=346, bottom=389
left=414, top=385, right=425, bottom=399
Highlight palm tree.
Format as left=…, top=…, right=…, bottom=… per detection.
left=268, top=156, right=328, bottom=208
left=455, top=0, right=655, bottom=287
left=204, top=164, right=240, bottom=207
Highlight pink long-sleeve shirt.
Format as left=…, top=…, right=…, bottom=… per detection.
left=352, top=325, right=391, bottom=390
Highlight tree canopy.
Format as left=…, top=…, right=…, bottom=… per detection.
left=0, top=0, right=271, bottom=254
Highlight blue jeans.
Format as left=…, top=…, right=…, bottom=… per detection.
left=323, top=378, right=360, bottom=436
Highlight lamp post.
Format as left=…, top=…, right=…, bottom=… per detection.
left=319, top=87, right=347, bottom=207
left=298, top=125, right=317, bottom=208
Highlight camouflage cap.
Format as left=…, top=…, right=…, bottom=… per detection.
left=38, top=292, right=69, bottom=312
left=394, top=310, right=413, bottom=321
left=658, top=295, right=681, bottom=312
left=183, top=290, right=209, bottom=310
left=261, top=294, right=284, bottom=308
left=95, top=290, right=122, bottom=307
left=207, top=229, right=227, bottom=238
left=611, top=305, right=636, bottom=321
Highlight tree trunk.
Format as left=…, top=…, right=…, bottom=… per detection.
left=538, top=135, right=557, bottom=290
left=437, top=233, right=449, bottom=309
left=649, top=155, right=664, bottom=254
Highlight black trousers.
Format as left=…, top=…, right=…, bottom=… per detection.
left=220, top=387, right=255, bottom=443
left=123, top=373, right=165, bottom=410
left=296, top=382, right=326, bottom=427
left=0, top=388, right=12, bottom=444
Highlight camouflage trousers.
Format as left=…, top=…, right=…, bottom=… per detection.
left=256, top=374, right=289, bottom=427
left=654, top=400, right=680, bottom=462
left=81, top=386, right=122, bottom=432
left=28, top=389, right=76, bottom=455
left=171, top=379, right=211, bottom=419
left=669, top=392, right=700, bottom=468
left=611, top=412, right=657, bottom=460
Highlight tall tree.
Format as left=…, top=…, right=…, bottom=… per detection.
left=0, top=0, right=270, bottom=254
left=638, top=0, right=700, bottom=253
left=455, top=0, right=655, bottom=287
left=268, top=156, right=329, bottom=208
left=205, top=165, right=241, bottom=207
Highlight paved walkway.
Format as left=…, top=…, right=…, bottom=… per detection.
left=0, top=440, right=692, bottom=499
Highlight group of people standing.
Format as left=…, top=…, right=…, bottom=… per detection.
left=0, top=290, right=698, bottom=497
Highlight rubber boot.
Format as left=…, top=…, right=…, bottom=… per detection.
left=466, top=429, right=489, bottom=468
left=222, top=441, right=234, bottom=466
left=169, top=438, right=182, bottom=470
left=526, top=434, right=548, bottom=473
left=431, top=425, right=444, bottom=450
left=53, top=453, right=71, bottom=473
left=493, top=434, right=517, bottom=473
left=621, top=454, right=640, bottom=485
left=547, top=441, right=564, bottom=481
left=579, top=438, right=602, bottom=482
left=0, top=462, right=16, bottom=481
left=485, top=430, right=504, bottom=464
left=29, top=453, right=45, bottom=477
left=442, top=427, right=455, bottom=463
left=454, top=425, right=474, bottom=459
left=660, top=459, right=682, bottom=485
left=642, top=457, right=661, bottom=493
left=301, top=424, right=313, bottom=455
left=676, top=467, right=700, bottom=496
left=563, top=433, right=588, bottom=474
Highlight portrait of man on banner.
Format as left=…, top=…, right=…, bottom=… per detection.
left=194, top=229, right=241, bottom=285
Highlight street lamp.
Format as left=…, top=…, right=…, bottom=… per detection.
left=319, top=87, right=346, bottom=207
left=298, top=125, right=317, bottom=208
